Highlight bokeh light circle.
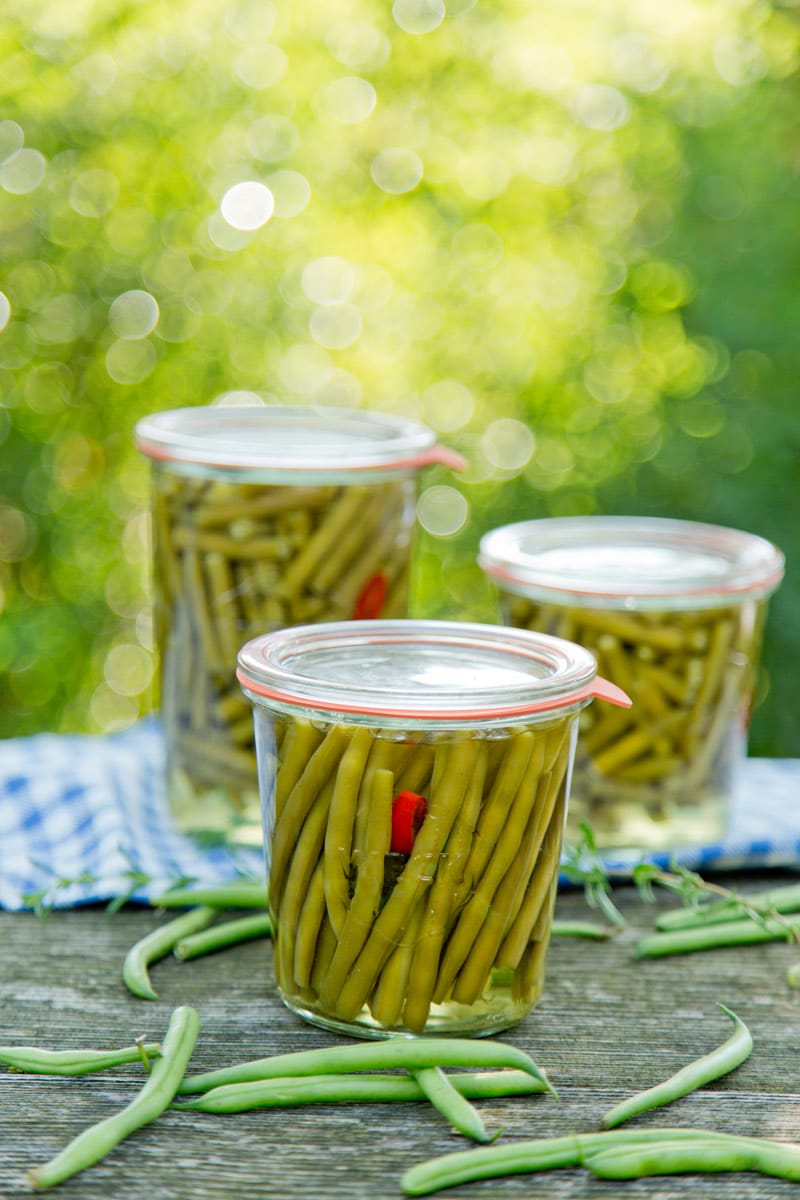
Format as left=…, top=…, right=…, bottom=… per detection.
left=393, top=0, right=445, bottom=35
left=221, top=181, right=275, bottom=230
left=416, top=486, right=469, bottom=537
left=371, top=148, right=423, bottom=194
left=109, top=290, right=159, bottom=339
left=481, top=418, right=536, bottom=471
left=302, top=257, right=355, bottom=305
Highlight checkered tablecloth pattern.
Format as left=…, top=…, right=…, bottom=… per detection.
left=1, top=720, right=798, bottom=911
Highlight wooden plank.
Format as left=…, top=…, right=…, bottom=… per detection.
left=1, top=880, right=800, bottom=1198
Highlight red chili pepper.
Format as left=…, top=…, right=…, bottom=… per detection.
left=390, top=789, right=428, bottom=855
left=352, top=571, right=389, bottom=620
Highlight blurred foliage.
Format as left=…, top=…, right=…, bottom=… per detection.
left=0, top=0, right=798, bottom=753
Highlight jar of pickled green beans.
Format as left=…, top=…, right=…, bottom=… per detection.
left=479, top=516, right=785, bottom=853
left=135, top=405, right=464, bottom=847
left=237, top=619, right=629, bottom=1038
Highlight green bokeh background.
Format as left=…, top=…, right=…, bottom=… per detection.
left=0, top=0, right=797, bottom=754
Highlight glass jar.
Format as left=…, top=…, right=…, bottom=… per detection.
left=237, top=619, right=629, bottom=1038
left=135, top=404, right=463, bottom=846
left=479, top=516, right=785, bottom=852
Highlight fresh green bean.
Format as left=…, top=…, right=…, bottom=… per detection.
left=549, top=920, right=619, bottom=940
left=655, top=881, right=800, bottom=932
left=0, top=1043, right=162, bottom=1076
left=26, top=1006, right=200, bottom=1191
left=401, top=1127, right=741, bottom=1195
left=177, top=1036, right=554, bottom=1096
left=412, top=1067, right=494, bottom=1143
left=175, top=1068, right=546, bottom=1114
left=602, top=1004, right=752, bottom=1129
left=584, top=1135, right=800, bottom=1182
left=635, top=914, right=800, bottom=958
left=173, top=912, right=273, bottom=961
left=123, top=906, right=217, bottom=1000
left=151, top=882, right=268, bottom=909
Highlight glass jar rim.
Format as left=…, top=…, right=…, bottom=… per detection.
left=134, top=403, right=464, bottom=478
left=479, top=516, right=785, bottom=610
left=236, top=619, right=629, bottom=727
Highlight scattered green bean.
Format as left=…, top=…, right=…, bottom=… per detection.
left=0, top=1043, right=162, bottom=1076
left=635, top=914, right=800, bottom=959
left=401, top=1127, right=740, bottom=1195
left=655, top=881, right=800, bottom=932
left=412, top=1067, right=494, bottom=1143
left=151, top=882, right=268, bottom=909
left=602, top=1004, right=752, bottom=1129
left=177, top=1037, right=554, bottom=1096
left=173, top=912, right=273, bottom=961
left=26, top=1006, right=200, bottom=1191
left=549, top=920, right=619, bottom=940
left=402, top=1126, right=800, bottom=1195
left=123, top=906, right=217, bottom=1000
left=584, top=1134, right=800, bottom=1182
left=175, top=1069, right=546, bottom=1114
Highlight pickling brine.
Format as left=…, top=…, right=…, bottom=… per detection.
left=258, top=714, right=574, bottom=1037
left=136, top=405, right=462, bottom=847
left=237, top=618, right=630, bottom=1036
left=480, top=516, right=784, bottom=851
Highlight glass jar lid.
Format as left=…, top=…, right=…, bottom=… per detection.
left=134, top=404, right=464, bottom=482
left=237, top=619, right=629, bottom=728
left=479, top=516, right=785, bottom=610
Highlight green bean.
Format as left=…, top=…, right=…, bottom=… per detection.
left=322, top=725, right=373, bottom=935
left=584, top=1135, right=800, bottom=1182
left=401, top=1128, right=741, bottom=1195
left=177, top=1036, right=553, bottom=1096
left=402, top=746, right=488, bottom=1033
left=173, top=912, right=273, bottom=961
left=549, top=920, right=619, bottom=940
left=152, top=881, right=268, bottom=909
left=412, top=1067, right=494, bottom=1144
left=333, top=739, right=483, bottom=1021
left=655, top=881, right=800, bottom=932
left=176, top=1068, right=546, bottom=1114
left=602, top=1004, right=753, bottom=1129
left=0, top=1043, right=162, bottom=1076
left=26, top=1006, right=200, bottom=1191
left=275, top=777, right=335, bottom=992
left=292, top=861, right=328, bottom=991
left=319, top=768, right=393, bottom=1003
left=270, top=724, right=351, bottom=907
left=123, top=906, right=217, bottom=1000
left=635, top=913, right=800, bottom=958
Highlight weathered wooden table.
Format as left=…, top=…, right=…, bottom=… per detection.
left=2, top=878, right=800, bottom=1199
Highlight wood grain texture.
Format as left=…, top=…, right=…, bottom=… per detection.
left=2, top=877, right=800, bottom=1199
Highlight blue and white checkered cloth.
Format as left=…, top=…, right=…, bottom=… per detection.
left=1, top=720, right=799, bottom=911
